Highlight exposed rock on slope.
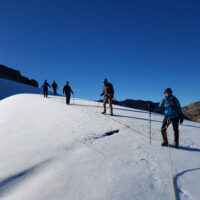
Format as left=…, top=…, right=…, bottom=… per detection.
left=183, top=101, right=200, bottom=122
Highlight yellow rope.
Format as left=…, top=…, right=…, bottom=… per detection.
left=169, top=148, right=177, bottom=200
left=105, top=115, right=158, bottom=140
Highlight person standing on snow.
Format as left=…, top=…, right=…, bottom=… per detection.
left=41, top=80, right=51, bottom=98
left=51, top=81, right=58, bottom=95
left=100, top=79, right=114, bottom=116
left=158, top=88, right=184, bottom=148
left=63, top=81, right=74, bottom=105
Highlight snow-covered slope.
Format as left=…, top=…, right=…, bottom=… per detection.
left=0, top=78, right=42, bottom=100
left=0, top=94, right=200, bottom=200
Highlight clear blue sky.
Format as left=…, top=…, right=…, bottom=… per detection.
left=0, top=0, right=200, bottom=106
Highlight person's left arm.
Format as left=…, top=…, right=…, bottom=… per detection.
left=175, top=98, right=184, bottom=123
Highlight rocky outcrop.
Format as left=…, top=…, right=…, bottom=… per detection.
left=0, top=65, right=38, bottom=87
left=182, top=102, right=200, bottom=122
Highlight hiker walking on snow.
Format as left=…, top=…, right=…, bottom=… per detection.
left=158, top=88, right=184, bottom=148
left=100, top=79, right=114, bottom=116
left=41, top=80, right=51, bottom=98
left=63, top=81, right=74, bottom=105
left=51, top=81, right=58, bottom=95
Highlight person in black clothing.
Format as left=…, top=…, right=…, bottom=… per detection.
left=63, top=81, right=74, bottom=104
left=100, top=78, right=114, bottom=115
left=41, top=80, right=51, bottom=98
left=51, top=81, right=58, bottom=95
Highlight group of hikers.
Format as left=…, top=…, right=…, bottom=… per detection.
left=41, top=79, right=184, bottom=148
left=41, top=80, right=74, bottom=105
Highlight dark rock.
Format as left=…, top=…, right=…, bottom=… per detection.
left=0, top=64, right=38, bottom=87
left=30, top=79, right=39, bottom=87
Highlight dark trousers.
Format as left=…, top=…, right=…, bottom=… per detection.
left=66, top=94, right=71, bottom=104
left=53, top=89, right=57, bottom=95
left=43, top=89, right=48, bottom=97
left=161, top=117, right=179, bottom=143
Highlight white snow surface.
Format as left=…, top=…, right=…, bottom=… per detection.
left=0, top=81, right=200, bottom=200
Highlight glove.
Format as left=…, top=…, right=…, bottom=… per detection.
left=100, top=93, right=104, bottom=97
left=179, top=113, right=184, bottom=124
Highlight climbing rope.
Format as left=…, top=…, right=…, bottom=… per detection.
left=75, top=102, right=177, bottom=200
left=169, top=148, right=177, bottom=200
left=103, top=114, right=177, bottom=200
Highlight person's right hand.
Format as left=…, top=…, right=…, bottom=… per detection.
left=179, top=113, right=184, bottom=124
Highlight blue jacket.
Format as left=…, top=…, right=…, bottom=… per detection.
left=158, top=95, right=182, bottom=119
left=41, top=82, right=51, bottom=90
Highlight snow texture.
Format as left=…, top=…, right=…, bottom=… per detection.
left=0, top=79, right=200, bottom=200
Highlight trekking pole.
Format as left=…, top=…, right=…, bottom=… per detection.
left=62, top=94, right=65, bottom=104
left=40, top=88, right=43, bottom=98
left=148, top=104, right=152, bottom=145
left=96, top=96, right=102, bottom=113
left=73, top=93, right=75, bottom=105
left=96, top=101, right=100, bottom=113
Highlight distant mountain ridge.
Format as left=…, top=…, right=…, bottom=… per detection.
left=0, top=64, right=38, bottom=87
left=112, top=99, right=160, bottom=112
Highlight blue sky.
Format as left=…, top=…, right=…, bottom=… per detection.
left=0, top=0, right=200, bottom=106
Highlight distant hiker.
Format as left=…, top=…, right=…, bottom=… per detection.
left=100, top=79, right=114, bottom=116
left=63, top=81, right=74, bottom=105
left=41, top=80, right=51, bottom=98
left=51, top=81, right=58, bottom=95
left=158, top=88, right=184, bottom=148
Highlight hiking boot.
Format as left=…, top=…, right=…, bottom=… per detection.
left=174, top=132, right=179, bottom=148
left=101, top=111, right=106, bottom=114
left=161, top=140, right=168, bottom=146
left=173, top=141, right=179, bottom=148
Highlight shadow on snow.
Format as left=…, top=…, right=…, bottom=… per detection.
left=174, top=168, right=200, bottom=200
left=0, top=159, right=50, bottom=198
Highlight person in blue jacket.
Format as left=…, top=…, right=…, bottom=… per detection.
left=158, top=88, right=184, bottom=148
left=41, top=80, right=51, bottom=98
